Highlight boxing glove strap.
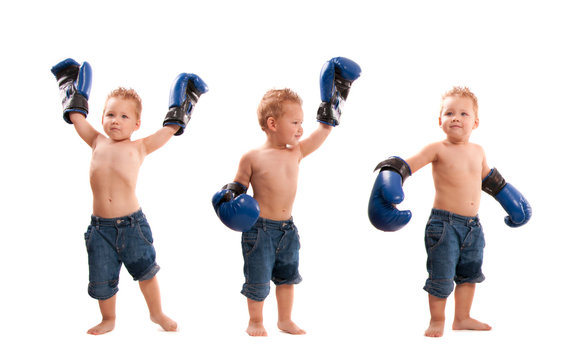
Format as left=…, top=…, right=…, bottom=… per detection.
left=482, top=168, right=507, bottom=196
left=374, top=157, right=412, bottom=183
left=222, top=182, right=247, bottom=196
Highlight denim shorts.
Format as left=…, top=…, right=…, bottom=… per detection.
left=423, top=209, right=485, bottom=299
left=241, top=217, right=302, bottom=302
left=84, top=209, right=160, bottom=300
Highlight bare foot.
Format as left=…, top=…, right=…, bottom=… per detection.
left=453, top=317, right=491, bottom=332
left=150, top=313, right=178, bottom=332
left=247, top=321, right=268, bottom=336
left=425, top=320, right=445, bottom=337
left=278, top=320, right=306, bottom=335
left=87, top=319, right=115, bottom=335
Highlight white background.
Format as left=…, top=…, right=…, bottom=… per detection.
left=1, top=0, right=565, bottom=358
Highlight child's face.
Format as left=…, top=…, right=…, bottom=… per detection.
left=102, top=97, right=140, bottom=141
left=274, top=101, right=304, bottom=145
left=439, top=96, right=478, bottom=142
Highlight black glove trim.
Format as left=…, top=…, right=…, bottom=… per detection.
left=482, top=168, right=507, bottom=196
left=374, top=157, right=412, bottom=184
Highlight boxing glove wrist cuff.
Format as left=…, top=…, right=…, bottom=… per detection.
left=222, top=182, right=247, bottom=195
left=163, top=108, right=187, bottom=136
left=63, top=95, right=89, bottom=123
left=482, top=168, right=507, bottom=196
left=316, top=102, right=339, bottom=126
left=374, top=156, right=412, bottom=183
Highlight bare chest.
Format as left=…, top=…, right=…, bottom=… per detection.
left=251, top=149, right=300, bottom=187
left=90, top=142, right=142, bottom=184
left=434, top=145, right=483, bottom=181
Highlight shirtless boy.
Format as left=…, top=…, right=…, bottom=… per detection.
left=368, top=86, right=531, bottom=337
left=212, top=57, right=361, bottom=336
left=51, top=58, right=207, bottom=334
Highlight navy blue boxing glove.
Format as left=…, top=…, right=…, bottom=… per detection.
left=212, top=182, right=260, bottom=232
left=317, top=57, right=361, bottom=126
left=163, top=73, right=208, bottom=135
left=51, top=58, right=92, bottom=124
left=368, top=157, right=413, bottom=232
left=482, top=168, right=532, bottom=227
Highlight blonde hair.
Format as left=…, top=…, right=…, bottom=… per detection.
left=104, top=87, right=143, bottom=119
left=440, top=86, right=478, bottom=117
left=257, top=88, right=302, bottom=131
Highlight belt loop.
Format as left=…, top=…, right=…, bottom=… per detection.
left=130, top=214, right=135, bottom=227
left=95, top=217, right=100, bottom=230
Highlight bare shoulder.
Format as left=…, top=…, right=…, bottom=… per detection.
left=469, top=142, right=485, bottom=153
left=240, top=147, right=261, bottom=164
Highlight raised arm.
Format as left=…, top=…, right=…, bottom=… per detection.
left=301, top=57, right=361, bottom=158
left=51, top=58, right=101, bottom=148
left=299, top=123, right=332, bottom=158
left=142, top=72, right=208, bottom=156
left=69, top=112, right=102, bottom=148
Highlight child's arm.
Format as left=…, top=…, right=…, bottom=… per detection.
left=368, top=143, right=438, bottom=232
left=300, top=57, right=361, bottom=158
left=51, top=58, right=100, bottom=147
left=299, top=123, right=332, bottom=158
left=211, top=152, right=259, bottom=232
left=141, top=73, right=209, bottom=156
left=405, top=142, right=439, bottom=174
left=233, top=152, right=253, bottom=187
left=140, top=125, right=178, bottom=156
left=69, top=113, right=103, bottom=148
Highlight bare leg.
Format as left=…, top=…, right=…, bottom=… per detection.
left=246, top=298, right=267, bottom=336
left=452, top=283, right=491, bottom=331
left=276, top=284, right=305, bottom=335
left=87, top=295, right=116, bottom=335
left=139, top=276, right=177, bottom=331
left=425, top=294, right=446, bottom=337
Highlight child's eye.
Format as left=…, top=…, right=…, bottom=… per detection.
left=461, top=112, right=468, bottom=116
left=107, top=113, right=114, bottom=117
left=445, top=111, right=453, bottom=116
left=122, top=114, right=128, bottom=119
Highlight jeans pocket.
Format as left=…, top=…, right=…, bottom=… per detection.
left=425, top=220, right=446, bottom=250
left=242, top=229, right=259, bottom=256
left=136, top=222, right=154, bottom=245
left=84, top=225, right=93, bottom=248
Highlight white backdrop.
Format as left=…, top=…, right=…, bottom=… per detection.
left=1, top=0, right=565, bottom=358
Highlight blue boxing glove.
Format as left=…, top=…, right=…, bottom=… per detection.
left=51, top=58, right=92, bottom=124
left=163, top=73, right=208, bottom=135
left=212, top=182, right=260, bottom=232
left=317, top=57, right=361, bottom=126
left=482, top=168, right=532, bottom=227
left=368, top=157, right=413, bottom=232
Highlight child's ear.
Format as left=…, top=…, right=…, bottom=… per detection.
left=438, top=117, right=442, bottom=127
left=473, top=117, right=479, bottom=129
left=267, top=116, right=277, bottom=131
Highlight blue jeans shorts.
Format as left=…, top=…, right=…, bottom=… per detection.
left=423, top=209, right=485, bottom=299
left=241, top=217, right=303, bottom=302
left=84, top=209, right=160, bottom=300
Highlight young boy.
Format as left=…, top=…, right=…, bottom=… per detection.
left=51, top=58, right=208, bottom=335
left=212, top=57, right=361, bottom=336
left=368, top=86, right=531, bottom=337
